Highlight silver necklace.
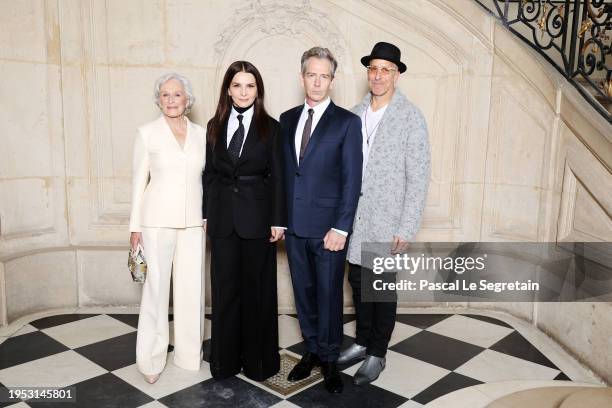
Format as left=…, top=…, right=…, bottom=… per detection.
left=364, top=103, right=384, bottom=146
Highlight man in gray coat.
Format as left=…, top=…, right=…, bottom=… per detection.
left=338, top=42, right=431, bottom=385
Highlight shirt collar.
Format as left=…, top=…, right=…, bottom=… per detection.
left=303, top=97, right=331, bottom=116
left=230, top=104, right=254, bottom=121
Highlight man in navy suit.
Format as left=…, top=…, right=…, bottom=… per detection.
left=280, top=46, right=362, bottom=394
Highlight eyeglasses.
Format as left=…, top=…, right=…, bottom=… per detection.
left=366, top=65, right=397, bottom=76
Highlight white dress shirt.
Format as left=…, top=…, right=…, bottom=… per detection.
left=226, top=105, right=254, bottom=156
left=293, top=97, right=347, bottom=237
left=294, top=97, right=331, bottom=163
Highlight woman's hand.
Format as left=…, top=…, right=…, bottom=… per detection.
left=270, top=227, right=285, bottom=242
left=130, top=232, right=143, bottom=250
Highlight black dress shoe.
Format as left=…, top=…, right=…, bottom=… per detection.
left=287, top=352, right=321, bottom=381
left=321, top=362, right=343, bottom=393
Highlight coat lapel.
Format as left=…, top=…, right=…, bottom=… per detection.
left=287, top=107, right=301, bottom=168
left=217, top=120, right=231, bottom=162
left=183, top=118, right=194, bottom=152
left=158, top=115, right=191, bottom=153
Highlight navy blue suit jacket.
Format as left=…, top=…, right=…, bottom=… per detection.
left=280, top=101, right=363, bottom=238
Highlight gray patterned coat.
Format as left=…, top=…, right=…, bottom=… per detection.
left=346, top=89, right=431, bottom=265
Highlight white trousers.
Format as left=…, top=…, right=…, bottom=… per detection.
left=136, top=226, right=204, bottom=374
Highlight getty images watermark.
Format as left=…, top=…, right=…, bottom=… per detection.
left=372, top=252, right=539, bottom=293
left=360, top=242, right=612, bottom=302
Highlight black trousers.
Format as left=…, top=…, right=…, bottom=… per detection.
left=348, top=262, right=397, bottom=358
left=209, top=231, right=280, bottom=381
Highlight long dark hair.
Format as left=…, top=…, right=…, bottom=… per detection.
left=207, top=61, right=270, bottom=146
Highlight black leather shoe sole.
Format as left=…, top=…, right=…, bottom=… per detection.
left=323, top=375, right=343, bottom=393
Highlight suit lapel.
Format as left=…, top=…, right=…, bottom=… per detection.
left=217, top=120, right=231, bottom=162
left=183, top=118, right=194, bottom=152
left=287, top=107, right=301, bottom=168
left=299, top=101, right=336, bottom=166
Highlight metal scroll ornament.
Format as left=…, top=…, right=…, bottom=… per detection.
left=474, top=0, right=611, bottom=122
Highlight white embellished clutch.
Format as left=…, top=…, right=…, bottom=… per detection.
left=128, top=244, right=147, bottom=283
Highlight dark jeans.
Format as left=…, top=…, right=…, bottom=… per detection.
left=348, top=262, right=397, bottom=358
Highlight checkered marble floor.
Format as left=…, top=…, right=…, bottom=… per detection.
left=0, top=313, right=574, bottom=407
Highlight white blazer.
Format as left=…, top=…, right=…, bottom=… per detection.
left=129, top=115, right=206, bottom=232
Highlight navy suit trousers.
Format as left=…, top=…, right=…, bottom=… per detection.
left=285, top=233, right=347, bottom=362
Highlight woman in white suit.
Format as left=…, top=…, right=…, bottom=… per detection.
left=129, top=73, right=206, bottom=384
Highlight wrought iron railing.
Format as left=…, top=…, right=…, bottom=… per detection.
left=473, top=0, right=611, bottom=123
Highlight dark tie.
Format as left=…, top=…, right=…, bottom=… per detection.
left=228, top=114, right=244, bottom=163
left=299, top=108, right=314, bottom=161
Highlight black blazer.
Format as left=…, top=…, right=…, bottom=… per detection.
left=202, top=115, right=286, bottom=239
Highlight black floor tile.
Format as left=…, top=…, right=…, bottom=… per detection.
left=27, top=373, right=153, bottom=408
left=389, top=331, right=484, bottom=371
left=462, top=314, right=513, bottom=329
left=29, top=314, right=99, bottom=330
left=394, top=314, right=452, bottom=329
left=289, top=372, right=407, bottom=408
left=490, top=331, right=558, bottom=369
left=342, top=314, right=356, bottom=324
left=0, top=331, right=69, bottom=370
left=0, top=383, right=14, bottom=408
left=159, top=376, right=281, bottom=407
left=107, top=314, right=139, bottom=329
left=74, top=332, right=137, bottom=371
left=411, top=372, right=483, bottom=405
left=554, top=372, right=572, bottom=381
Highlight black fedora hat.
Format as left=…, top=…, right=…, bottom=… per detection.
left=361, top=42, right=406, bottom=73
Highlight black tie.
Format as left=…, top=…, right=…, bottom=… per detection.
left=299, top=108, right=314, bottom=161
left=228, top=114, right=244, bottom=163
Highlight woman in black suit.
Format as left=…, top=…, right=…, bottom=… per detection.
left=203, top=61, right=286, bottom=381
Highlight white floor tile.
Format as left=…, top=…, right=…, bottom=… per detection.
left=42, top=314, right=135, bottom=349
left=135, top=401, right=168, bottom=408
left=343, top=320, right=356, bottom=338
left=11, top=324, right=38, bottom=337
left=0, top=350, right=107, bottom=388
left=278, top=315, right=303, bottom=348
left=3, top=402, right=30, bottom=408
left=112, top=354, right=212, bottom=399
left=398, top=400, right=424, bottom=407
left=424, top=386, right=492, bottom=408
left=342, top=320, right=420, bottom=347
left=269, top=400, right=301, bottom=408
left=455, top=349, right=560, bottom=383
left=343, top=350, right=450, bottom=398
left=426, top=315, right=514, bottom=348
left=389, top=322, right=422, bottom=346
